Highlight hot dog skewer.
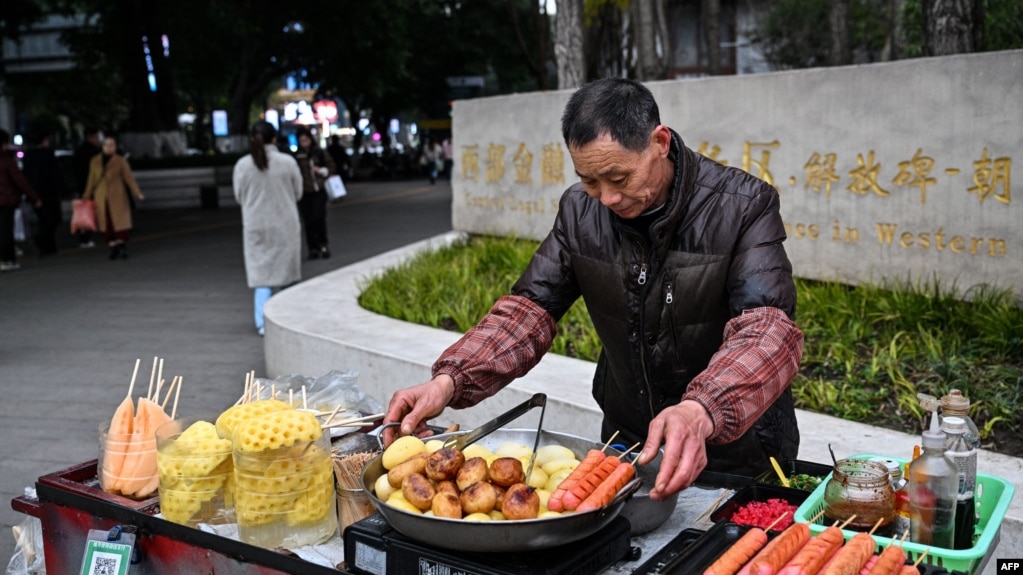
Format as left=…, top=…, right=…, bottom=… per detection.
left=703, top=513, right=791, bottom=575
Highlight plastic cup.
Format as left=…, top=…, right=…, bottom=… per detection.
left=337, top=486, right=376, bottom=533
left=98, top=421, right=159, bottom=500
left=156, top=416, right=235, bottom=527
left=233, top=433, right=338, bottom=548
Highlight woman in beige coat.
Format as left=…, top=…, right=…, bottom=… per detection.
left=83, top=136, right=145, bottom=259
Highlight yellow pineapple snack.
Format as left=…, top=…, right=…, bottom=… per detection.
left=232, top=411, right=337, bottom=548
left=156, top=417, right=235, bottom=527
left=215, top=399, right=293, bottom=440
left=233, top=409, right=322, bottom=452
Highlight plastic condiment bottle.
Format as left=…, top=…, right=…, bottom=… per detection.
left=894, top=462, right=912, bottom=538
left=908, top=412, right=958, bottom=547
left=940, top=389, right=981, bottom=451
left=942, top=416, right=978, bottom=549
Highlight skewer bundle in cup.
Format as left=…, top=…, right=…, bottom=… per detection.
left=333, top=450, right=379, bottom=532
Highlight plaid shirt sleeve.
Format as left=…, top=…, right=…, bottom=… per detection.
left=682, top=306, right=804, bottom=444
left=433, top=295, right=557, bottom=409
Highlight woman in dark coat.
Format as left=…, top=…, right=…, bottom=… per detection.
left=23, top=133, right=68, bottom=255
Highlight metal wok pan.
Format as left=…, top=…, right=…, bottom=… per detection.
left=361, top=428, right=644, bottom=552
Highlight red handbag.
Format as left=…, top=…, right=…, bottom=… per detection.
left=70, top=198, right=97, bottom=233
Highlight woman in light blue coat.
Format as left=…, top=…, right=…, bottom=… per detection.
left=233, top=121, right=303, bottom=335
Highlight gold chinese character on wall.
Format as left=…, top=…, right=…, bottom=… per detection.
left=461, top=145, right=480, bottom=182
left=742, top=140, right=780, bottom=185
left=485, top=144, right=506, bottom=183
left=892, top=148, right=937, bottom=204
left=968, top=148, right=1011, bottom=205
left=541, top=143, right=565, bottom=186
left=803, top=152, right=841, bottom=199
left=847, top=150, right=890, bottom=197
left=697, top=142, right=728, bottom=165
left=513, top=143, right=533, bottom=184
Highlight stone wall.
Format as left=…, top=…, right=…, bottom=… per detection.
left=451, top=51, right=1022, bottom=301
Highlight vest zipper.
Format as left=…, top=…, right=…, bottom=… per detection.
left=637, top=263, right=648, bottom=285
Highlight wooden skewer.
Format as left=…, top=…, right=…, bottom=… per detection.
left=693, top=488, right=733, bottom=525
left=839, top=514, right=858, bottom=529
left=161, top=377, right=179, bottom=410
left=289, top=388, right=294, bottom=406
left=810, top=509, right=826, bottom=523
left=600, top=430, right=621, bottom=452
left=155, top=358, right=164, bottom=400
left=765, top=510, right=790, bottom=531
left=867, top=516, right=885, bottom=536
left=322, top=403, right=345, bottom=426
left=301, top=385, right=308, bottom=410
left=321, top=412, right=386, bottom=429
left=153, top=379, right=166, bottom=404
left=617, top=442, right=642, bottom=459
left=171, top=377, right=182, bottom=419
left=126, top=358, right=140, bottom=399
left=913, top=549, right=929, bottom=567
left=147, top=356, right=158, bottom=401
left=271, top=383, right=276, bottom=401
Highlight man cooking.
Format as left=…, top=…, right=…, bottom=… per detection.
left=382, top=78, right=804, bottom=501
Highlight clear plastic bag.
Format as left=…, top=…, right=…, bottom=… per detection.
left=254, top=370, right=384, bottom=416
left=6, top=493, right=45, bottom=575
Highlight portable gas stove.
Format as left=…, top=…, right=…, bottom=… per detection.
left=343, top=512, right=637, bottom=575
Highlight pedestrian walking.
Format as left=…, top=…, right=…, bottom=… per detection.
left=0, top=129, right=43, bottom=272
left=72, top=127, right=102, bottom=247
left=293, top=126, right=337, bottom=259
left=23, top=132, right=68, bottom=256
left=83, top=135, right=145, bottom=260
left=232, top=121, right=303, bottom=337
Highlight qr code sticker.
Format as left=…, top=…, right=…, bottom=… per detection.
left=89, top=553, right=120, bottom=575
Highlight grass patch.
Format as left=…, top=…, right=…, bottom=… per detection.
left=358, top=235, right=1023, bottom=456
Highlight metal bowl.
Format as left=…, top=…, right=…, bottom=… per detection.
left=361, top=428, right=648, bottom=552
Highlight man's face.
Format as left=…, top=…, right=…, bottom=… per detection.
left=569, top=125, right=673, bottom=219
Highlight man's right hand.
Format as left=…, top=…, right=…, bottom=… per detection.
left=382, top=375, right=455, bottom=446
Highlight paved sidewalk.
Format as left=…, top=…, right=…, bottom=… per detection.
left=0, top=178, right=453, bottom=564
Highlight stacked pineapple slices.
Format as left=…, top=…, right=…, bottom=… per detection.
left=101, top=357, right=183, bottom=499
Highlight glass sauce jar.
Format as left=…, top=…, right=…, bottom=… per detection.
left=823, top=458, right=896, bottom=537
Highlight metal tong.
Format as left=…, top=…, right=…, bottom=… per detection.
left=443, top=392, right=548, bottom=478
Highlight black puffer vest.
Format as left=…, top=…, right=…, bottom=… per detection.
left=512, top=130, right=799, bottom=475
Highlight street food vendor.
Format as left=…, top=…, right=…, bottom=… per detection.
left=383, top=78, right=804, bottom=502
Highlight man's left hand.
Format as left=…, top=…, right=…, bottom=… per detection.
left=635, top=400, right=714, bottom=500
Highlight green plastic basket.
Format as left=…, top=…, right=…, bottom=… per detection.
left=792, top=454, right=1015, bottom=575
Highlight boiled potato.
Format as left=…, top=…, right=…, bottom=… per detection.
left=374, top=473, right=397, bottom=500
left=541, top=458, right=580, bottom=476
left=462, top=444, right=493, bottom=461
left=495, top=442, right=533, bottom=459
left=463, top=512, right=491, bottom=522
left=544, top=467, right=575, bottom=492
left=385, top=496, right=423, bottom=514
left=488, top=509, right=506, bottom=521
left=526, top=466, right=549, bottom=489
left=382, top=435, right=427, bottom=470
left=536, top=488, right=552, bottom=508
left=424, top=439, right=445, bottom=453
left=535, top=444, right=576, bottom=466
left=538, top=510, right=562, bottom=518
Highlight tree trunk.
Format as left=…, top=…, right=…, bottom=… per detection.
left=921, top=0, right=982, bottom=56
left=555, top=0, right=586, bottom=89
left=703, top=0, right=721, bottom=75
left=633, top=0, right=661, bottom=80
left=830, top=0, right=852, bottom=65
left=883, top=0, right=908, bottom=60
